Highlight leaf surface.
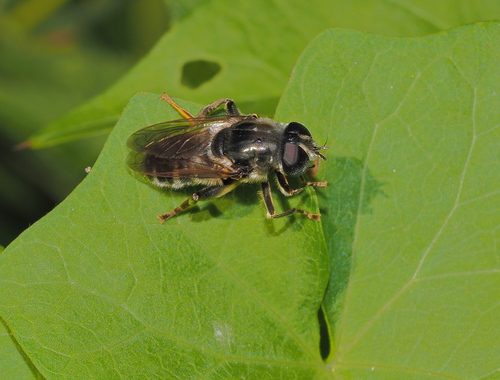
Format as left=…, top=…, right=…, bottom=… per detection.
left=0, top=94, right=329, bottom=378
left=277, top=23, right=500, bottom=378
left=29, top=0, right=500, bottom=148
left=1, top=22, right=500, bottom=379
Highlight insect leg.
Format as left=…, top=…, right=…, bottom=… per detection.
left=261, top=181, right=321, bottom=221
left=157, top=179, right=239, bottom=223
left=160, top=94, right=241, bottom=119
left=275, top=171, right=328, bottom=196
left=159, top=93, right=195, bottom=119
left=197, top=98, right=240, bottom=117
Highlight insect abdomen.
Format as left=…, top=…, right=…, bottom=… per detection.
left=148, top=176, right=191, bottom=189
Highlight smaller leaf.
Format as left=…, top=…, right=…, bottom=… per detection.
left=0, top=318, right=37, bottom=379
left=32, top=0, right=500, bottom=148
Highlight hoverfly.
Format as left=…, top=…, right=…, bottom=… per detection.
left=127, top=94, right=328, bottom=222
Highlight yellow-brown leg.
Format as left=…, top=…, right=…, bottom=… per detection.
left=159, top=93, right=241, bottom=120
left=261, top=181, right=321, bottom=221
left=275, top=171, right=328, bottom=196
left=157, top=180, right=239, bottom=222
left=197, top=98, right=240, bottom=117
left=159, top=93, right=194, bottom=119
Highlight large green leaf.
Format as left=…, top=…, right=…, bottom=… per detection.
left=278, top=23, right=500, bottom=377
left=1, top=22, right=500, bottom=379
left=29, top=0, right=500, bottom=148
left=0, top=93, right=329, bottom=378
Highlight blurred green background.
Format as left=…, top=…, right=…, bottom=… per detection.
left=1, top=0, right=500, bottom=247
left=0, top=0, right=170, bottom=245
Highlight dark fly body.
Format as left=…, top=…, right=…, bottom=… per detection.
left=127, top=94, right=328, bottom=222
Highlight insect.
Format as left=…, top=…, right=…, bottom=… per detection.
left=127, top=94, right=328, bottom=222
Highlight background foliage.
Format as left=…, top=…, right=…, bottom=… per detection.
left=3, top=0, right=500, bottom=245
left=0, top=0, right=499, bottom=379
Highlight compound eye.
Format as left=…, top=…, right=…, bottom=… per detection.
left=282, top=142, right=309, bottom=175
left=285, top=122, right=311, bottom=138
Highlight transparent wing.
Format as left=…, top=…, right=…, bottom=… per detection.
left=126, top=116, right=245, bottom=178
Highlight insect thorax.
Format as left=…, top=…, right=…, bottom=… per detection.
left=212, top=119, right=283, bottom=176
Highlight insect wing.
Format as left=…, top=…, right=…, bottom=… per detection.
left=127, top=119, right=204, bottom=153
left=127, top=116, right=243, bottom=179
